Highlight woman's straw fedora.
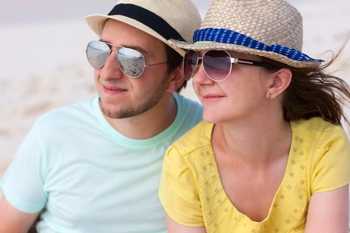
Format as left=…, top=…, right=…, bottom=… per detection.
left=171, top=0, right=323, bottom=68
left=86, top=0, right=201, bottom=56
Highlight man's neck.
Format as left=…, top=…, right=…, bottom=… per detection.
left=103, top=93, right=177, bottom=139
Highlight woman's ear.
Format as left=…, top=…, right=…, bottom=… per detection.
left=166, top=66, right=185, bottom=93
left=265, top=68, right=292, bottom=99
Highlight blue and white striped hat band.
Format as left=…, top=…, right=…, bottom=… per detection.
left=193, top=28, right=323, bottom=64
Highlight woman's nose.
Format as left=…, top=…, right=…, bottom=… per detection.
left=193, top=63, right=215, bottom=85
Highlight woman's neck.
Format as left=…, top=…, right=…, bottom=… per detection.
left=213, top=111, right=292, bottom=167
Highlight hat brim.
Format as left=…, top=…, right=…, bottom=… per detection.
left=86, top=14, right=186, bottom=56
left=169, top=39, right=321, bottom=69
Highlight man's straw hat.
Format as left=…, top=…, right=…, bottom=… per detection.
left=171, top=0, right=323, bottom=68
left=85, top=0, right=201, bottom=56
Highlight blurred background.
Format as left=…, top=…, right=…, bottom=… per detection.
left=1, top=0, right=350, bottom=174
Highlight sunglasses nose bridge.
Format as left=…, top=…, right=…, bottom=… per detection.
left=99, top=50, right=124, bottom=79
left=195, top=55, right=215, bottom=82
left=105, top=49, right=122, bottom=68
left=193, top=62, right=215, bottom=84
left=190, top=56, right=201, bottom=75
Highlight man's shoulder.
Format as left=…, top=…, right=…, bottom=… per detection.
left=33, top=97, right=97, bottom=132
left=174, top=94, right=202, bottom=127
left=175, top=94, right=202, bottom=112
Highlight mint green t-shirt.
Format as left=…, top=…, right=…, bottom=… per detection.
left=2, top=94, right=202, bottom=233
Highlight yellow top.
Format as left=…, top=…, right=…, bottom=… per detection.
left=159, top=117, right=350, bottom=233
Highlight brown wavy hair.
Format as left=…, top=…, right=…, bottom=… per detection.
left=264, top=47, right=350, bottom=125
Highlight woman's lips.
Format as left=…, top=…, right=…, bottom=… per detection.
left=202, top=94, right=225, bottom=99
left=200, top=94, right=225, bottom=103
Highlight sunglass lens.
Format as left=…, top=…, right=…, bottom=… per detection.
left=117, top=47, right=145, bottom=78
left=203, top=50, right=231, bottom=81
left=86, top=41, right=110, bottom=69
left=183, top=51, right=199, bottom=80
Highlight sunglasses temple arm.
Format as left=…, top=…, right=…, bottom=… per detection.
left=235, top=58, right=274, bottom=68
left=146, top=61, right=168, bottom=67
left=232, top=58, right=255, bottom=65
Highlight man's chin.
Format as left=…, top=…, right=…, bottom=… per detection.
left=100, top=105, right=122, bottom=118
left=99, top=100, right=121, bottom=118
left=100, top=103, right=137, bottom=119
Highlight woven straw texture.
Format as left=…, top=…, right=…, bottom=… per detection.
left=202, top=0, right=302, bottom=50
left=171, top=0, right=322, bottom=68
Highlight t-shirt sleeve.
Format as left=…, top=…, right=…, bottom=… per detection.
left=2, top=123, right=48, bottom=213
left=159, top=146, right=204, bottom=227
left=311, top=125, right=350, bottom=193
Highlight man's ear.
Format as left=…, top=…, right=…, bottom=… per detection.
left=166, top=66, right=185, bottom=93
left=265, top=68, right=292, bottom=99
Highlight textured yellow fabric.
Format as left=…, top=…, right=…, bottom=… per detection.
left=159, top=117, right=350, bottom=233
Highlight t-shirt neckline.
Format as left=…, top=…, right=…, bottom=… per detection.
left=205, top=121, right=297, bottom=224
left=92, top=94, right=185, bottom=149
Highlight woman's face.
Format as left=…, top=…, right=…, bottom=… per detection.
left=192, top=51, right=275, bottom=123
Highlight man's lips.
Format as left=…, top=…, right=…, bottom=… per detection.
left=102, top=85, right=127, bottom=94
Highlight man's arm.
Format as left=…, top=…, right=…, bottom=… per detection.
left=166, top=216, right=206, bottom=233
left=305, top=185, right=349, bottom=233
left=0, top=194, right=38, bottom=233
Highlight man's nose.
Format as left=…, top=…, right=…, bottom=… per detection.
left=98, top=52, right=124, bottom=80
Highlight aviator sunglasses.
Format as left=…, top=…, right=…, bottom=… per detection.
left=86, top=40, right=167, bottom=78
left=184, top=50, right=277, bottom=81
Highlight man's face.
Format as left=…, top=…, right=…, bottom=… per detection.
left=95, top=20, right=172, bottom=119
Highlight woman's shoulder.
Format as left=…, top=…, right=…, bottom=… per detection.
left=292, top=116, right=350, bottom=168
left=290, top=117, right=349, bottom=168
left=292, top=117, right=345, bottom=141
left=162, top=121, right=214, bottom=179
left=292, top=118, right=350, bottom=193
left=169, top=120, right=213, bottom=158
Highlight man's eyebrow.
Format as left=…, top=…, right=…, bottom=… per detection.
left=99, top=39, right=110, bottom=44
left=99, top=39, right=150, bottom=55
left=121, top=44, right=150, bottom=56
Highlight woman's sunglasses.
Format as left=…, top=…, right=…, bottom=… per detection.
left=184, top=50, right=277, bottom=81
left=86, top=40, right=167, bottom=79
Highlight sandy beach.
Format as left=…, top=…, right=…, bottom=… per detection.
left=1, top=0, right=350, bottom=176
